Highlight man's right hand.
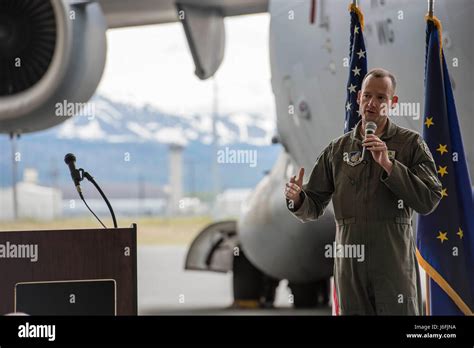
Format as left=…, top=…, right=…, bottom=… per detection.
left=285, top=167, right=305, bottom=210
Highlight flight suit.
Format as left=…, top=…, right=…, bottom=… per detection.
left=288, top=118, right=442, bottom=315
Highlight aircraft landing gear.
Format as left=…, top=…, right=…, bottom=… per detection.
left=288, top=279, right=330, bottom=308
left=231, top=246, right=279, bottom=309
left=231, top=245, right=330, bottom=309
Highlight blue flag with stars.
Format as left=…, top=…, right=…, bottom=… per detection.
left=416, top=16, right=474, bottom=315
left=344, top=4, right=367, bottom=133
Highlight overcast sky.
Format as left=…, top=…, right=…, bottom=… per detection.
left=98, top=13, right=275, bottom=120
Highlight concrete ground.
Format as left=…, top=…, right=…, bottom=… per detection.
left=137, top=245, right=331, bottom=315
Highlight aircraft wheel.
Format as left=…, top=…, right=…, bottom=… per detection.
left=231, top=246, right=279, bottom=308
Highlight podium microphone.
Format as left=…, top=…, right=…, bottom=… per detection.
left=63, top=153, right=118, bottom=229
left=64, top=153, right=82, bottom=193
left=361, top=121, right=377, bottom=161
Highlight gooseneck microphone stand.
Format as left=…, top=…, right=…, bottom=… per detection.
left=77, top=168, right=118, bottom=229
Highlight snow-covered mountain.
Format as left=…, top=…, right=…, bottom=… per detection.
left=54, top=95, right=275, bottom=146
left=0, top=95, right=280, bottom=195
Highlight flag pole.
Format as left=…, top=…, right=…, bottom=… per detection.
left=425, top=272, right=431, bottom=315
left=425, top=0, right=435, bottom=316
left=428, top=0, right=434, bottom=17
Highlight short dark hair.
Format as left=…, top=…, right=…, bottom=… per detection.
left=361, top=68, right=397, bottom=94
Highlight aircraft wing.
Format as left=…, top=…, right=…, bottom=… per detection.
left=98, top=0, right=269, bottom=28
left=98, top=0, right=269, bottom=80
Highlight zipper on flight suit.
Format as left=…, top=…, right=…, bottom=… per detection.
left=365, top=159, right=373, bottom=225
left=364, top=157, right=373, bottom=275
left=363, top=158, right=372, bottom=225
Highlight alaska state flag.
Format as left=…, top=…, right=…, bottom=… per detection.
left=416, top=16, right=474, bottom=315
left=344, top=3, right=367, bottom=133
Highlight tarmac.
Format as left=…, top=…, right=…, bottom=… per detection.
left=137, top=245, right=331, bottom=315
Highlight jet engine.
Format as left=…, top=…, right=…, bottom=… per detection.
left=0, top=0, right=107, bottom=134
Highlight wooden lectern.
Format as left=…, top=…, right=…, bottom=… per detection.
left=0, top=224, right=137, bottom=315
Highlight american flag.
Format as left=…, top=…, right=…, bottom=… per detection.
left=333, top=3, right=369, bottom=316
left=344, top=4, right=367, bottom=133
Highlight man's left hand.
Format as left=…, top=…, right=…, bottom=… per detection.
left=362, top=134, right=393, bottom=175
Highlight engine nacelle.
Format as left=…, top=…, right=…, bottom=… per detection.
left=0, top=0, right=107, bottom=134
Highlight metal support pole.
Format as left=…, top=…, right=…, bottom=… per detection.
left=212, top=78, right=220, bottom=202
left=9, top=132, right=18, bottom=220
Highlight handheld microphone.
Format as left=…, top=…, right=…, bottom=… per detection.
left=361, top=121, right=377, bottom=161
left=64, top=153, right=82, bottom=193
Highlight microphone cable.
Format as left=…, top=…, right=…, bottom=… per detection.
left=64, top=153, right=118, bottom=229
left=78, top=190, right=107, bottom=229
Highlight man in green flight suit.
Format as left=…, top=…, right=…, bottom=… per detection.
left=284, top=68, right=442, bottom=315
